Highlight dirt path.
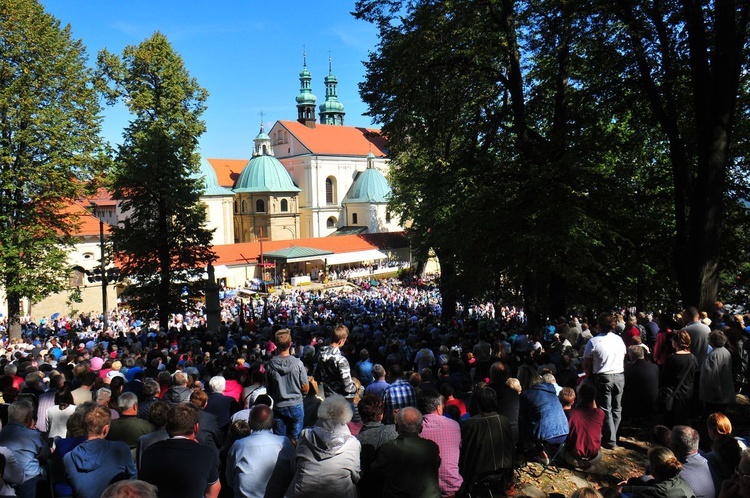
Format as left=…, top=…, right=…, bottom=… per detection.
left=514, top=425, right=650, bottom=497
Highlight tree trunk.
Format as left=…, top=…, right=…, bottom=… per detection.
left=7, top=290, right=21, bottom=341
left=548, top=272, right=567, bottom=320
left=434, top=248, right=458, bottom=322
left=523, top=271, right=543, bottom=330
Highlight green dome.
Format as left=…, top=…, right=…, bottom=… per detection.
left=342, top=167, right=391, bottom=204
left=320, top=99, right=345, bottom=113
left=296, top=91, right=317, bottom=105
left=195, top=158, right=233, bottom=197
left=234, top=155, right=301, bottom=193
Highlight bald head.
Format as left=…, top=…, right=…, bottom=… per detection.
left=395, top=407, right=423, bottom=436
left=248, top=404, right=273, bottom=431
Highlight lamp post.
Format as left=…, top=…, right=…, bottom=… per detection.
left=89, top=202, right=108, bottom=332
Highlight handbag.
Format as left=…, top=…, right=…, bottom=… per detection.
left=658, top=386, right=676, bottom=411
left=658, top=359, right=693, bottom=412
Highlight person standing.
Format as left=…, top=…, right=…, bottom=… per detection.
left=699, top=330, right=734, bottom=417
left=314, top=325, right=357, bottom=400
left=364, top=364, right=390, bottom=398
left=583, top=312, right=626, bottom=449
left=267, top=328, right=309, bottom=442
left=623, top=345, right=659, bottom=422
left=685, top=307, right=711, bottom=366
left=382, top=365, right=417, bottom=424
left=661, top=330, right=699, bottom=428
left=355, top=349, right=375, bottom=388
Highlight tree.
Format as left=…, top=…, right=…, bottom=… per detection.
left=98, top=33, right=215, bottom=331
left=356, top=0, right=623, bottom=322
left=356, top=0, right=750, bottom=319
left=0, top=0, right=105, bottom=339
left=607, top=0, right=750, bottom=311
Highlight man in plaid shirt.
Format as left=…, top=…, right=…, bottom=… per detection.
left=382, top=364, right=416, bottom=424
left=418, top=389, right=463, bottom=497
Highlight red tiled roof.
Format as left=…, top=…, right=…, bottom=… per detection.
left=206, top=158, right=247, bottom=188
left=211, top=232, right=408, bottom=266
left=62, top=201, right=112, bottom=237
left=85, top=188, right=117, bottom=207
left=205, top=122, right=389, bottom=188
left=276, top=120, right=388, bottom=157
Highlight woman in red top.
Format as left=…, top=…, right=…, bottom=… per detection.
left=622, top=316, right=641, bottom=348
left=440, top=383, right=467, bottom=418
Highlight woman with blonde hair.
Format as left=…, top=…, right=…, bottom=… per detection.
left=570, top=487, right=602, bottom=498
left=620, top=446, right=695, bottom=497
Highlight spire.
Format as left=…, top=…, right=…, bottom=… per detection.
left=296, top=48, right=317, bottom=128
left=319, top=54, right=345, bottom=126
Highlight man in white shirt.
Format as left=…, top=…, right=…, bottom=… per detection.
left=583, top=312, right=626, bottom=450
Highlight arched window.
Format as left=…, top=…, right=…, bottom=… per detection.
left=386, top=210, right=392, bottom=223
left=234, top=200, right=239, bottom=213
left=352, top=213, right=358, bottom=225
left=256, top=199, right=266, bottom=213
left=280, top=199, right=289, bottom=212
left=325, top=177, right=336, bottom=204
left=241, top=200, right=247, bottom=213
left=69, top=267, right=84, bottom=288
left=327, top=217, right=336, bottom=229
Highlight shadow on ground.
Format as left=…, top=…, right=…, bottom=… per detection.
left=512, top=397, right=750, bottom=497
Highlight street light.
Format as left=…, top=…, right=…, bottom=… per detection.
left=89, top=202, right=108, bottom=332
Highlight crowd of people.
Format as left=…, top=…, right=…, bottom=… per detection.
left=0, top=276, right=747, bottom=497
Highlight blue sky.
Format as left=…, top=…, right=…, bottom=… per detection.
left=40, top=0, right=380, bottom=159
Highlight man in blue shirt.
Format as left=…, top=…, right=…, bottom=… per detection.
left=364, top=364, right=390, bottom=398
left=355, top=349, right=375, bottom=387
left=226, top=404, right=295, bottom=497
left=0, top=400, right=50, bottom=498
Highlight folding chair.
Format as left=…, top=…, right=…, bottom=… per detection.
left=526, top=439, right=567, bottom=478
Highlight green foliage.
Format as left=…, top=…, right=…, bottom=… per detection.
left=98, top=33, right=215, bottom=329
left=356, top=0, right=749, bottom=317
left=0, top=0, right=105, bottom=337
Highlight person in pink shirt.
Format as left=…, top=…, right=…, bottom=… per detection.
left=418, top=389, right=463, bottom=497
left=222, top=368, right=243, bottom=402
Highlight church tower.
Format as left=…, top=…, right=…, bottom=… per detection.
left=296, top=51, right=317, bottom=128
left=319, top=56, right=345, bottom=126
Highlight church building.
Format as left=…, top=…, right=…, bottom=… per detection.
left=204, top=55, right=401, bottom=243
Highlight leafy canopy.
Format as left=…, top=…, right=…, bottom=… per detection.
left=98, top=32, right=215, bottom=329
left=0, top=0, right=105, bottom=337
